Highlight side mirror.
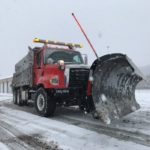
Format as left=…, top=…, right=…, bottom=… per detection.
left=47, top=58, right=54, bottom=64
left=82, top=54, right=88, bottom=65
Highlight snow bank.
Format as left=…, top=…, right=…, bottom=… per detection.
left=135, top=89, right=150, bottom=110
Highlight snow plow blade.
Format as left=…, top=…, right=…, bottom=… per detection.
left=91, top=53, right=143, bottom=124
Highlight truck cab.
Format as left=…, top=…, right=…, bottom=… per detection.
left=34, top=46, right=89, bottom=89
left=12, top=39, right=94, bottom=117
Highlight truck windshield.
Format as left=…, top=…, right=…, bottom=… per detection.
left=44, top=49, right=84, bottom=64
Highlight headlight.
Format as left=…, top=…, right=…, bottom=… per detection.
left=50, top=75, right=59, bottom=86
left=58, top=60, right=65, bottom=70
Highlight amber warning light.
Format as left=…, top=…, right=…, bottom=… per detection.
left=33, top=38, right=83, bottom=49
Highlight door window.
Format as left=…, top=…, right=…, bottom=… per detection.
left=36, top=52, right=41, bottom=67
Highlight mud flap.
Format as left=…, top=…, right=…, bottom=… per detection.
left=91, top=53, right=143, bottom=124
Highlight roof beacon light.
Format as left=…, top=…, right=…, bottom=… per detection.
left=33, top=38, right=83, bottom=48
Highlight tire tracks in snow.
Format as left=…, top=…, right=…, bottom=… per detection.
left=2, top=99, right=150, bottom=147
left=0, top=119, right=60, bottom=150
left=52, top=112, right=150, bottom=147
left=0, top=122, right=34, bottom=150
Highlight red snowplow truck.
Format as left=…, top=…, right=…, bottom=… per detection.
left=12, top=38, right=143, bottom=124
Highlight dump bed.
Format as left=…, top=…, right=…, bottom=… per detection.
left=12, top=49, right=34, bottom=88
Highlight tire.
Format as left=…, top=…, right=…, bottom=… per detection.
left=34, top=88, right=56, bottom=117
left=16, top=89, right=23, bottom=106
left=13, top=90, right=17, bottom=104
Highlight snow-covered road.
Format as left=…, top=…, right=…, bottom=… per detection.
left=0, top=90, right=150, bottom=150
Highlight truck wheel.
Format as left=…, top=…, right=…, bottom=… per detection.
left=16, top=89, right=23, bottom=106
left=34, top=88, right=56, bottom=117
left=13, top=90, right=17, bottom=104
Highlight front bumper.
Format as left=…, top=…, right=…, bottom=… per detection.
left=46, top=87, right=86, bottom=98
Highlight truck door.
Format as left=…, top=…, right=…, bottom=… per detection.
left=33, top=51, right=43, bottom=85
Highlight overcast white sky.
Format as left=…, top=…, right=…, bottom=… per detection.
left=0, top=0, right=150, bottom=76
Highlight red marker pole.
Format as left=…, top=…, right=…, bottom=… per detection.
left=72, top=13, right=99, bottom=59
